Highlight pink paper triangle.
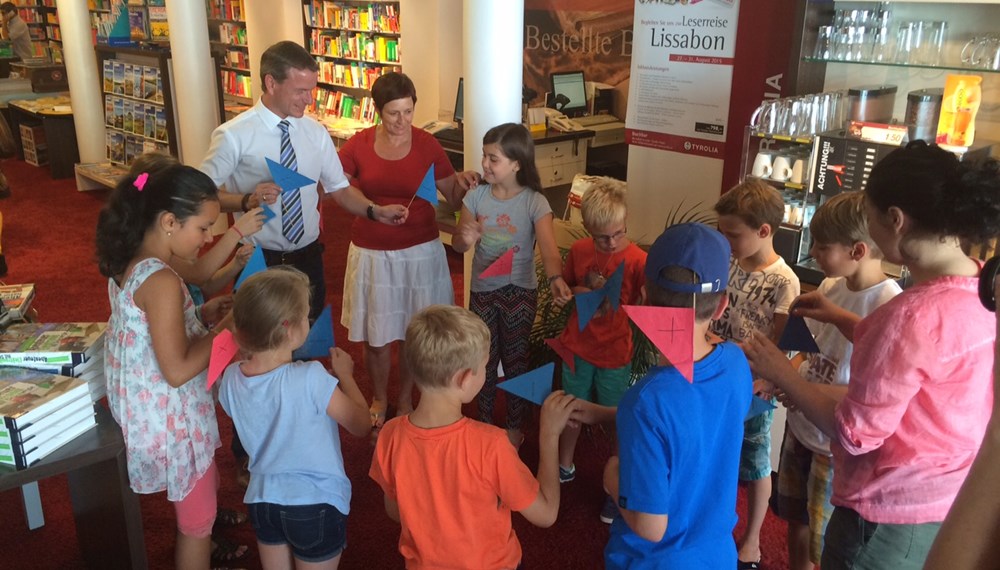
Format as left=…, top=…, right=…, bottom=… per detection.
left=207, top=329, right=240, bottom=390
left=544, top=338, right=576, bottom=373
left=479, top=248, right=515, bottom=279
left=624, top=305, right=696, bottom=382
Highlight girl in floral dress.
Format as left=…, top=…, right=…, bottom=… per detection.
left=96, top=164, right=236, bottom=569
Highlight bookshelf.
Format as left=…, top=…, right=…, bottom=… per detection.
left=12, top=0, right=59, bottom=61
left=87, top=0, right=168, bottom=46
left=205, top=0, right=251, bottom=112
left=301, top=0, right=401, bottom=130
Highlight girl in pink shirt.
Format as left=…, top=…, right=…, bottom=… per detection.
left=744, top=142, right=1000, bottom=570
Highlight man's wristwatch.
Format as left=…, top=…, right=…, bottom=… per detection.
left=241, top=193, right=252, bottom=212
left=367, top=203, right=377, bottom=221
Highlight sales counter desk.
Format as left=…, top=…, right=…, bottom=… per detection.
left=0, top=405, right=147, bottom=569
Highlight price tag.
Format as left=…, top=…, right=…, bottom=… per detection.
left=847, top=121, right=907, bottom=146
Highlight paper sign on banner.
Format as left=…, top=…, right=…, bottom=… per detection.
left=265, top=157, right=316, bottom=192
left=576, top=288, right=606, bottom=332
left=777, top=314, right=820, bottom=353
left=497, top=362, right=554, bottom=406
left=479, top=248, right=515, bottom=279
left=624, top=305, right=696, bottom=382
left=544, top=338, right=576, bottom=373
left=414, top=164, right=439, bottom=205
left=746, top=394, right=777, bottom=420
left=292, top=305, right=336, bottom=360
left=207, top=329, right=239, bottom=390
left=260, top=203, right=276, bottom=223
left=234, top=247, right=266, bottom=290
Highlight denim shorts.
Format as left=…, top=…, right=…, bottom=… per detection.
left=248, top=502, right=347, bottom=563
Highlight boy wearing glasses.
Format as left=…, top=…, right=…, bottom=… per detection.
left=555, top=177, right=647, bottom=524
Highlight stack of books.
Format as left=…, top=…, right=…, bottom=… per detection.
left=0, top=368, right=96, bottom=470
left=0, top=322, right=108, bottom=403
left=0, top=283, right=36, bottom=323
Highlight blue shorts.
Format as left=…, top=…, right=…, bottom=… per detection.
left=739, top=404, right=774, bottom=481
left=248, top=502, right=347, bottom=563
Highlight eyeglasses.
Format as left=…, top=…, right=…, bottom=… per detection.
left=593, top=228, right=627, bottom=243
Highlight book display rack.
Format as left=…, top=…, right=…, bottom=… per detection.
left=301, top=0, right=401, bottom=130
left=206, top=0, right=252, bottom=112
left=12, top=0, right=60, bottom=61
left=88, top=0, right=168, bottom=46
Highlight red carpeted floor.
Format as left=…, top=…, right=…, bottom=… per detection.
left=0, top=157, right=791, bottom=569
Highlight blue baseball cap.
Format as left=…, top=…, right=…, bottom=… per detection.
left=645, top=223, right=731, bottom=294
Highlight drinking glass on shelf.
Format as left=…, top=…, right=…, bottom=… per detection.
left=815, top=26, right=834, bottom=60
left=911, top=20, right=931, bottom=65
left=896, top=21, right=915, bottom=64
left=870, top=24, right=893, bottom=62
left=927, top=21, right=947, bottom=66
left=854, top=26, right=870, bottom=61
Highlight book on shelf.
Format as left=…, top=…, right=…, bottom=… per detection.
left=0, top=283, right=35, bottom=321
left=102, top=59, right=113, bottom=92
left=112, top=61, right=124, bottom=95
left=128, top=7, right=147, bottom=41
left=0, top=322, right=106, bottom=377
left=131, top=64, right=142, bottom=99
left=148, top=6, right=167, bottom=40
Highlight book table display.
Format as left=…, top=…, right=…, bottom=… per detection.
left=0, top=406, right=147, bottom=569
left=7, top=95, right=78, bottom=179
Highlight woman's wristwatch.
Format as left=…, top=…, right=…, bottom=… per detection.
left=366, top=203, right=377, bottom=221
left=241, top=192, right=252, bottom=212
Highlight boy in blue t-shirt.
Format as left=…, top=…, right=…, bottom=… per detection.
left=604, top=223, right=753, bottom=568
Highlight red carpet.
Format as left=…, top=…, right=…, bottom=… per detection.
left=0, top=157, right=790, bottom=569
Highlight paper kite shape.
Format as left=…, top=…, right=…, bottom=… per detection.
left=777, top=314, right=820, bottom=353
left=207, top=329, right=239, bottom=390
left=265, top=157, right=316, bottom=192
left=292, top=305, right=336, bottom=360
left=260, top=203, right=277, bottom=223
left=234, top=246, right=266, bottom=290
left=604, top=263, right=625, bottom=311
left=544, top=338, right=576, bottom=373
left=624, top=305, right=696, bottom=382
left=746, top=394, right=777, bottom=420
left=497, top=362, right=554, bottom=406
left=479, top=248, right=515, bottom=279
left=575, top=288, right=607, bottom=332
left=414, top=164, right=439, bottom=205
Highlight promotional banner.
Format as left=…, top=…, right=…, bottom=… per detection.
left=625, top=0, right=740, bottom=159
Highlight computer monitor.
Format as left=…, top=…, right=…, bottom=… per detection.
left=453, top=77, right=464, bottom=124
left=550, top=71, right=587, bottom=118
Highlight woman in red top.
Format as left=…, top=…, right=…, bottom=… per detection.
left=338, top=72, right=480, bottom=435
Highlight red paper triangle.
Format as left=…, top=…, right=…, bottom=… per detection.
left=544, top=338, right=576, bottom=373
left=207, top=329, right=240, bottom=390
left=479, top=248, right=515, bottom=279
left=624, top=305, right=696, bottom=382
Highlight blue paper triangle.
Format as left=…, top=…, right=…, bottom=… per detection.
left=414, top=164, right=438, bottom=205
left=497, top=362, right=554, bottom=406
left=265, top=157, right=316, bottom=193
left=292, top=305, right=335, bottom=360
left=603, top=262, right=625, bottom=311
left=746, top=394, right=777, bottom=420
left=260, top=203, right=277, bottom=223
left=576, top=288, right=606, bottom=331
left=777, top=313, right=820, bottom=353
left=234, top=247, right=266, bottom=290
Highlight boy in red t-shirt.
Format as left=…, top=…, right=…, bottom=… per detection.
left=555, top=178, right=647, bottom=523
left=370, top=305, right=577, bottom=569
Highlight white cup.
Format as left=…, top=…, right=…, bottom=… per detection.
left=772, top=155, right=793, bottom=181
left=752, top=152, right=773, bottom=178
left=790, top=158, right=807, bottom=184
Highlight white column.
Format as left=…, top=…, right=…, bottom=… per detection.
left=166, top=0, right=219, bottom=165
left=463, top=0, right=522, bottom=172
left=55, top=0, right=103, bottom=163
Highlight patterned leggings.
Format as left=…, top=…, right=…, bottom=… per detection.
left=470, top=284, right=538, bottom=431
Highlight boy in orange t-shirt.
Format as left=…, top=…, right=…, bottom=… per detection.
left=556, top=178, right=646, bottom=523
left=369, top=305, right=577, bottom=569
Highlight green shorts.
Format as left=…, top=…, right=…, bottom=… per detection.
left=770, top=427, right=834, bottom=564
left=739, top=403, right=774, bottom=481
left=821, top=507, right=941, bottom=570
left=561, top=356, right=631, bottom=406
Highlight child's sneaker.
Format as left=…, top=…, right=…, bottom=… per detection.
left=559, top=463, right=576, bottom=483
left=600, top=495, right=619, bottom=524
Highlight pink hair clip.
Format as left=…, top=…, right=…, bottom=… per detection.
left=133, top=172, right=149, bottom=191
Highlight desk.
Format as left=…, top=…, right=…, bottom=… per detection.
left=8, top=98, right=78, bottom=179
left=0, top=406, right=148, bottom=570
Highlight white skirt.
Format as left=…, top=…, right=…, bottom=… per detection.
left=341, top=239, right=455, bottom=347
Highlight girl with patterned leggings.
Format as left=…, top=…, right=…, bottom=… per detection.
left=453, top=123, right=572, bottom=446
